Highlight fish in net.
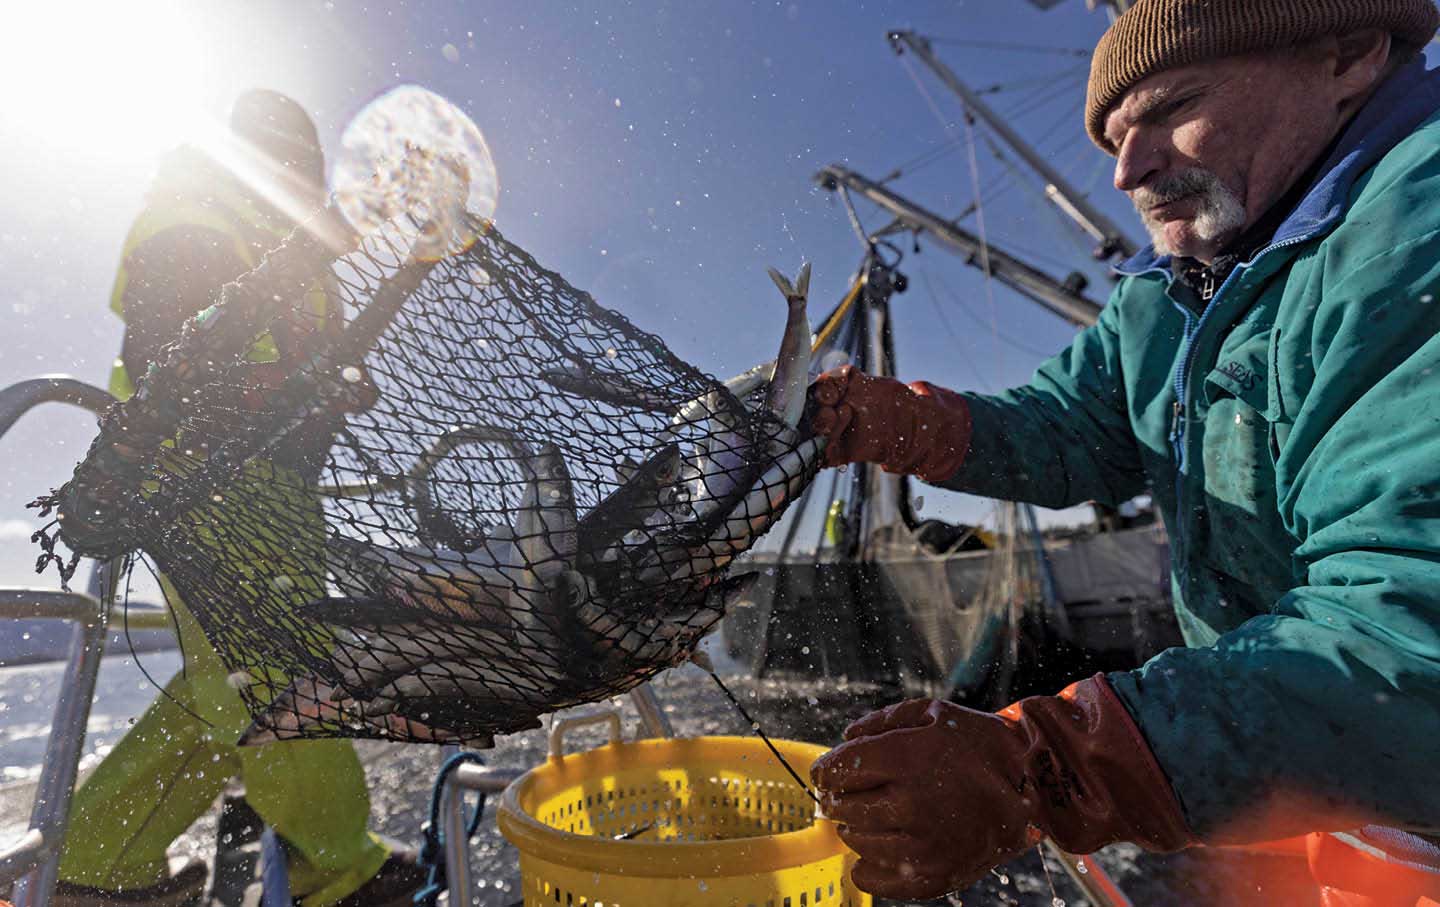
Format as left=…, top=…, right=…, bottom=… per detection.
left=33, top=182, right=823, bottom=747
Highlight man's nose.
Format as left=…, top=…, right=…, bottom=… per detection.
left=1113, top=132, right=1164, bottom=193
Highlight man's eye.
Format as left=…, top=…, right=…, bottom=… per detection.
left=1161, top=96, right=1198, bottom=121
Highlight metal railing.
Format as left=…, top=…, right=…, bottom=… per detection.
left=438, top=683, right=673, bottom=904
left=0, top=377, right=121, bottom=907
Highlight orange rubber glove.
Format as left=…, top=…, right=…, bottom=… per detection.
left=811, top=674, right=1194, bottom=901
left=807, top=365, right=972, bottom=483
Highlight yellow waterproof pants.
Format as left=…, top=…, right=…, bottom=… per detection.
left=58, top=462, right=389, bottom=907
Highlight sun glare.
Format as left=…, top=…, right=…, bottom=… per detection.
left=0, top=2, right=214, bottom=161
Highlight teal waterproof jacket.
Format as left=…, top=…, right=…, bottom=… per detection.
left=944, top=60, right=1440, bottom=840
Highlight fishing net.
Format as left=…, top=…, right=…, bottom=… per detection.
left=33, top=201, right=822, bottom=747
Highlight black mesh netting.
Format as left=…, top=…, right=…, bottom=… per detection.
left=35, top=208, right=821, bottom=747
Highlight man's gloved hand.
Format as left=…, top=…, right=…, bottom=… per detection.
left=811, top=674, right=1194, bottom=900
left=806, top=365, right=972, bottom=483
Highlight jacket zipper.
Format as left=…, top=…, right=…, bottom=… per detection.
left=1167, top=235, right=1310, bottom=578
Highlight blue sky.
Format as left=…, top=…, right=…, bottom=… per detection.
left=0, top=0, right=1148, bottom=588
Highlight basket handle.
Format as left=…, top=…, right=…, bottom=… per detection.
left=548, top=710, right=623, bottom=760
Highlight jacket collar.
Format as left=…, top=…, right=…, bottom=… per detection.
left=1115, top=59, right=1440, bottom=278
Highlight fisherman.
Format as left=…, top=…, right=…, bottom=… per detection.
left=54, top=91, right=422, bottom=907
left=809, top=2, right=1440, bottom=904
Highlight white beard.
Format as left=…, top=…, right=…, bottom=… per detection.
left=1135, top=168, right=1247, bottom=258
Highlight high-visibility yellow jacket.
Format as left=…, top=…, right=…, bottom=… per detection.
left=108, top=147, right=331, bottom=400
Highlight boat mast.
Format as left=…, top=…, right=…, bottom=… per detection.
left=815, top=164, right=1104, bottom=327
left=887, top=30, right=1137, bottom=264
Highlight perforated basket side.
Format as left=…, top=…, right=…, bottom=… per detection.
left=496, top=736, right=870, bottom=907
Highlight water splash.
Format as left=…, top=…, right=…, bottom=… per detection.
left=334, top=85, right=499, bottom=260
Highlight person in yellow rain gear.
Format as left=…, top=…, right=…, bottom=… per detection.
left=54, top=90, right=424, bottom=907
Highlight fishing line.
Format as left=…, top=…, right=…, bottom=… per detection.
left=706, top=669, right=820, bottom=805
left=123, top=554, right=214, bottom=729
left=1036, top=842, right=1066, bottom=907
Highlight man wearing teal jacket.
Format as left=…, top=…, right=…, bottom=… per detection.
left=810, top=2, right=1440, bottom=905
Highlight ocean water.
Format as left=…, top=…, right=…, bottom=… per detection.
left=0, top=651, right=182, bottom=838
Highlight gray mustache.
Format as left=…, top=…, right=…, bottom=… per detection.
left=1133, top=170, right=1224, bottom=211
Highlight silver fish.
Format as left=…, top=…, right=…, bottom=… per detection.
left=245, top=445, right=585, bottom=744
left=323, top=536, right=523, bottom=625
left=238, top=619, right=528, bottom=745
left=539, top=363, right=677, bottom=412
left=576, top=443, right=682, bottom=564
left=764, top=262, right=812, bottom=429
left=634, top=437, right=824, bottom=586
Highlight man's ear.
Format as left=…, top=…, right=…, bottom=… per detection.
left=1332, top=28, right=1393, bottom=99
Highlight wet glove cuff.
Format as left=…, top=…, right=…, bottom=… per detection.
left=1004, top=673, right=1196, bottom=854
left=895, top=381, right=972, bottom=483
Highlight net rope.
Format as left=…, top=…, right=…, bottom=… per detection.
left=34, top=205, right=821, bottom=747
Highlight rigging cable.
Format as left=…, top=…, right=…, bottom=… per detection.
left=882, top=66, right=1084, bottom=186
left=998, top=68, right=1090, bottom=125
left=897, top=51, right=1006, bottom=373
left=921, top=37, right=1091, bottom=57
left=920, top=269, right=1062, bottom=361
left=977, top=128, right=1102, bottom=260
left=880, top=135, right=965, bottom=184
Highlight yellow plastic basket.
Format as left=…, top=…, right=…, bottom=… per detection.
left=496, top=715, right=870, bottom=907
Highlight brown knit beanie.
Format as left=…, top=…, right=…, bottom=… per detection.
left=1086, top=0, right=1440, bottom=152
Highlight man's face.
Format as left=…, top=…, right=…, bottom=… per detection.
left=1103, top=49, right=1352, bottom=262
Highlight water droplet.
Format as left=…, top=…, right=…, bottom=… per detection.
left=341, top=366, right=363, bottom=383
left=1077, top=859, right=1088, bottom=874
left=440, top=42, right=460, bottom=63
left=605, top=347, right=619, bottom=359
left=20, top=632, right=29, bottom=641
left=698, top=881, right=708, bottom=892
left=1053, top=899, right=1066, bottom=907
left=912, top=495, right=925, bottom=512
left=800, top=645, right=810, bottom=655
left=226, top=671, right=253, bottom=690
left=211, top=494, right=224, bottom=503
